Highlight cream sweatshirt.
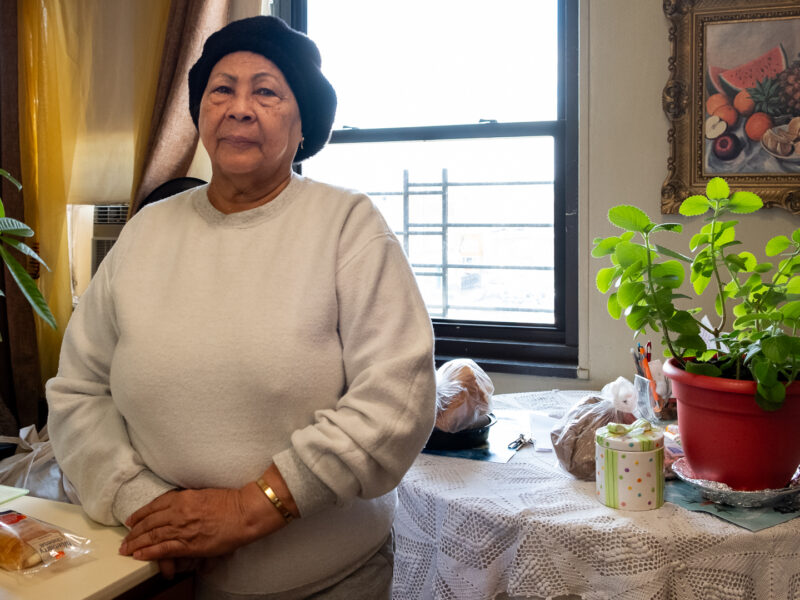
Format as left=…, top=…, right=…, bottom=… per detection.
left=45, top=175, right=437, bottom=594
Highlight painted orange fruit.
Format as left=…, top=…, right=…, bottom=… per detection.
left=744, top=112, right=773, bottom=141
left=733, top=90, right=755, bottom=117
left=713, top=104, right=739, bottom=128
left=706, top=93, right=730, bottom=116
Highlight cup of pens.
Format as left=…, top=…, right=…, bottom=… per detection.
left=632, top=343, right=677, bottom=423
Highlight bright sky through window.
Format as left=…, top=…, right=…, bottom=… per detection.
left=307, top=0, right=558, bottom=129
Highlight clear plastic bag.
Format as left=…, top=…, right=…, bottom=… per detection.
left=634, top=374, right=677, bottom=423
left=434, top=359, right=494, bottom=432
left=550, top=380, right=637, bottom=480
left=0, top=425, right=80, bottom=504
left=0, top=510, right=91, bottom=576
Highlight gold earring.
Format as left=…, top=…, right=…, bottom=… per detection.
left=300, top=137, right=305, bottom=150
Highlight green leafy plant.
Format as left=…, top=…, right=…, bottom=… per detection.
left=0, top=169, right=56, bottom=339
left=592, top=176, right=800, bottom=411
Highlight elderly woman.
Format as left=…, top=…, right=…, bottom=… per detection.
left=45, top=15, right=436, bottom=600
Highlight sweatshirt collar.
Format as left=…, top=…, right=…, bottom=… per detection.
left=193, top=173, right=302, bottom=228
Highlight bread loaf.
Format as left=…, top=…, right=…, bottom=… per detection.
left=435, top=359, right=493, bottom=432
left=0, top=511, right=60, bottom=571
left=0, top=529, right=41, bottom=570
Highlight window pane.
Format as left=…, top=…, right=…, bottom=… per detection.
left=446, top=269, right=554, bottom=323
left=303, top=137, right=555, bottom=324
left=307, top=0, right=558, bottom=128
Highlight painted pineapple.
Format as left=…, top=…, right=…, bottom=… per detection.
left=775, top=60, right=800, bottom=116
left=748, top=77, right=783, bottom=117
left=748, top=60, right=800, bottom=118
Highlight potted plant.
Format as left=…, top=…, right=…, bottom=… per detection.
left=0, top=169, right=56, bottom=336
left=592, top=176, right=800, bottom=491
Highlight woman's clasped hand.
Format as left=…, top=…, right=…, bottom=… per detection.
left=120, top=487, right=262, bottom=561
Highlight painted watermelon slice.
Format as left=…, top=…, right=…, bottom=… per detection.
left=718, top=44, right=788, bottom=97
left=706, top=65, right=726, bottom=95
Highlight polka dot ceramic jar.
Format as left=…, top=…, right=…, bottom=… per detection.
left=595, top=419, right=664, bottom=511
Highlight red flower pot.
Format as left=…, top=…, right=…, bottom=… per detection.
left=663, top=357, right=800, bottom=491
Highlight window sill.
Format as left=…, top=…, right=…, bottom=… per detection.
left=435, top=355, right=578, bottom=378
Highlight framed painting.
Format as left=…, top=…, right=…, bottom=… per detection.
left=662, top=0, right=800, bottom=214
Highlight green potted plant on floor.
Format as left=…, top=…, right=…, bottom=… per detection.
left=592, top=176, right=800, bottom=491
left=0, top=169, right=56, bottom=336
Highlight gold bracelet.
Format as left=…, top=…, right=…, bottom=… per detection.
left=256, top=478, right=294, bottom=523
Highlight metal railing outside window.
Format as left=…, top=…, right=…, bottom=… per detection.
left=371, top=168, right=554, bottom=323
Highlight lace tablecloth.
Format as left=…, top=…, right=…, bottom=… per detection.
left=393, top=390, right=800, bottom=600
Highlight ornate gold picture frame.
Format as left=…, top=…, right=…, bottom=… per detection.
left=662, top=0, right=800, bottom=214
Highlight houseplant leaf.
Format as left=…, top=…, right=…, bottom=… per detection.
left=755, top=382, right=785, bottom=411
left=754, top=262, right=773, bottom=274
left=0, top=169, right=21, bottom=191
left=0, top=218, right=34, bottom=237
left=1, top=237, right=50, bottom=271
left=737, top=251, right=757, bottom=272
left=650, top=260, right=684, bottom=288
left=591, top=236, right=621, bottom=257
left=705, top=176, right=730, bottom=200
left=595, top=266, right=619, bottom=293
left=679, top=195, right=711, bottom=216
left=728, top=191, right=763, bottom=214
left=608, top=205, right=651, bottom=233
left=765, top=235, right=791, bottom=256
left=781, top=300, right=800, bottom=320
left=692, top=273, right=711, bottom=295
left=709, top=223, right=736, bottom=246
left=666, top=310, right=700, bottom=335
left=625, top=305, right=650, bottom=331
left=689, top=232, right=709, bottom=251
left=0, top=245, right=56, bottom=329
left=673, top=333, right=707, bottom=352
left=684, top=361, right=721, bottom=376
left=724, top=254, right=748, bottom=273
left=761, top=335, right=794, bottom=363
left=607, top=293, right=622, bottom=320
left=617, top=281, right=645, bottom=309
left=650, top=222, right=683, bottom=234
left=653, top=244, right=691, bottom=262
left=614, top=241, right=648, bottom=268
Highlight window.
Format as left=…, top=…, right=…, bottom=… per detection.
left=273, top=0, right=579, bottom=376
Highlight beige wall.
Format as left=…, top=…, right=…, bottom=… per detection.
left=490, top=0, right=800, bottom=394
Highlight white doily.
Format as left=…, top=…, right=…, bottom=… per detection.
left=393, top=390, right=800, bottom=600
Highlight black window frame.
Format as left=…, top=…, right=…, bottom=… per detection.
left=277, top=0, right=579, bottom=377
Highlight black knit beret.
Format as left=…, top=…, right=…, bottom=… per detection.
left=188, top=15, right=337, bottom=162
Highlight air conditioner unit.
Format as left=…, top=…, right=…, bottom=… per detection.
left=91, top=204, right=128, bottom=275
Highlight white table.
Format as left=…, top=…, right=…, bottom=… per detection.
left=393, top=390, right=800, bottom=600
left=0, top=495, right=158, bottom=600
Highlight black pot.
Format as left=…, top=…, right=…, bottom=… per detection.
left=425, top=413, right=497, bottom=451
left=0, top=443, right=16, bottom=460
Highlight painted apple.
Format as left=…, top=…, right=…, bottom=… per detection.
left=712, top=133, right=742, bottom=160
left=704, top=115, right=727, bottom=139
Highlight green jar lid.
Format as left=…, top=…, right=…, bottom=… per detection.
left=596, top=418, right=663, bottom=452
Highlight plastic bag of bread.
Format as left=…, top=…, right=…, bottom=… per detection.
left=550, top=377, right=637, bottom=480
left=0, top=510, right=91, bottom=574
left=435, top=359, right=494, bottom=432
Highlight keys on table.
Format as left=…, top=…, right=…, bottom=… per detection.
left=508, top=433, right=535, bottom=451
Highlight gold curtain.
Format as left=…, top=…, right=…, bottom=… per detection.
left=130, top=0, right=231, bottom=215
left=18, top=0, right=170, bottom=384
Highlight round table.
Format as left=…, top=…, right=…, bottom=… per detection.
left=393, top=390, right=800, bottom=600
